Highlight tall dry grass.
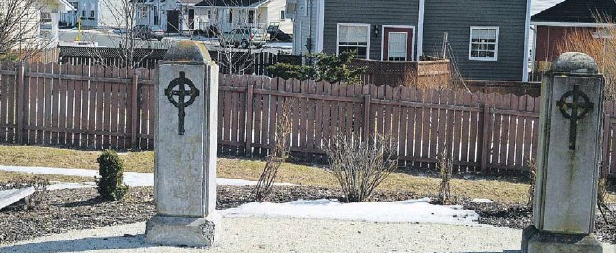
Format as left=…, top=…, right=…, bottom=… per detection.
left=556, top=17, right=616, bottom=99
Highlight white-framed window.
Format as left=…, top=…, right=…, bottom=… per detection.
left=337, top=23, right=370, bottom=59
left=469, top=26, right=499, bottom=61
left=280, top=10, right=285, bottom=20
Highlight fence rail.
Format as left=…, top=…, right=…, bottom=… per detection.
left=0, top=61, right=615, bottom=177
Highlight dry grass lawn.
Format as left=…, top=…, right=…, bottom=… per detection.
left=0, top=145, right=614, bottom=204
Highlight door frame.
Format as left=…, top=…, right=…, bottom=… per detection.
left=380, top=25, right=416, bottom=61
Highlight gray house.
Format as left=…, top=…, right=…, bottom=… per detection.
left=287, top=0, right=531, bottom=81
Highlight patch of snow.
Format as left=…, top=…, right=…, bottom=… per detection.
left=471, top=198, right=494, bottom=203
left=0, top=187, right=35, bottom=210
left=221, top=198, right=480, bottom=225
left=0, top=165, right=294, bottom=189
left=264, top=42, right=292, bottom=49
left=0, top=165, right=99, bottom=177
left=47, top=182, right=96, bottom=191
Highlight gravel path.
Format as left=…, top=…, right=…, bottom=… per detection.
left=0, top=218, right=526, bottom=253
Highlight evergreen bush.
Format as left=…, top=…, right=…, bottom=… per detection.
left=96, top=149, right=129, bottom=201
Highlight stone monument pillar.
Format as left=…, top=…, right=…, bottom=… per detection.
left=145, top=41, right=220, bottom=247
left=522, top=52, right=605, bottom=253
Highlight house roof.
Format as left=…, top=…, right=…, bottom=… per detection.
left=531, top=0, right=616, bottom=23
left=195, top=0, right=269, bottom=8
left=179, top=0, right=206, bottom=4
left=41, top=0, right=75, bottom=12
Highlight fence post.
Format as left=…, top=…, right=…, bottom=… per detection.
left=131, top=70, right=140, bottom=149
left=363, top=94, right=371, bottom=140
left=16, top=62, right=26, bottom=145
left=245, top=84, right=254, bottom=155
left=602, top=113, right=611, bottom=177
left=480, top=102, right=491, bottom=174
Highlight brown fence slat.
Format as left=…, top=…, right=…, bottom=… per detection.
left=147, top=69, right=156, bottom=149
left=77, top=64, right=87, bottom=148
left=505, top=94, right=517, bottom=167
left=514, top=95, right=526, bottom=169
left=401, top=88, right=413, bottom=165
left=7, top=62, right=17, bottom=142
left=0, top=62, right=8, bottom=142
left=26, top=63, right=36, bottom=144
left=459, top=92, right=472, bottom=169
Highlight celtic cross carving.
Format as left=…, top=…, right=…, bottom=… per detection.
left=164, top=71, right=200, bottom=135
left=556, top=85, right=593, bottom=150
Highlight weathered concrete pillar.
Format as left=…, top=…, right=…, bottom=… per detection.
left=145, top=41, right=220, bottom=247
left=521, top=52, right=605, bottom=253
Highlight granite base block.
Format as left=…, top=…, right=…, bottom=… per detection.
left=145, top=212, right=221, bottom=248
left=521, top=225, right=605, bottom=253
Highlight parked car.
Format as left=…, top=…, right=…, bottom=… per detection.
left=266, top=23, right=292, bottom=42
left=220, top=28, right=266, bottom=48
left=133, top=25, right=164, bottom=41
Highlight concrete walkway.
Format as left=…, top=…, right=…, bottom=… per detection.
left=0, top=218, right=528, bottom=253
left=0, top=165, right=293, bottom=189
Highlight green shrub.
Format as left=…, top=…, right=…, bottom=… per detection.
left=267, top=62, right=314, bottom=80
left=267, top=51, right=366, bottom=84
left=96, top=149, right=129, bottom=201
left=313, top=51, right=366, bottom=84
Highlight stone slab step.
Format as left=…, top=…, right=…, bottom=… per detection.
left=0, top=187, right=35, bottom=210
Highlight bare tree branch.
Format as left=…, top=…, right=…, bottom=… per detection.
left=0, top=0, right=53, bottom=60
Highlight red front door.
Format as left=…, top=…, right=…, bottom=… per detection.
left=383, top=27, right=415, bottom=61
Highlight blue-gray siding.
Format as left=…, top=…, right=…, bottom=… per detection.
left=423, top=0, right=527, bottom=81
left=312, top=0, right=528, bottom=81
left=323, top=0, right=420, bottom=60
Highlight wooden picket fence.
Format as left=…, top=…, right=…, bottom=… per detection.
left=217, top=75, right=613, bottom=177
left=0, top=61, right=156, bottom=150
left=217, top=75, right=542, bottom=175
left=0, top=61, right=615, bottom=177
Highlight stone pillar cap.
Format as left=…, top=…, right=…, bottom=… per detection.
left=552, top=52, right=599, bottom=76
left=162, top=41, right=213, bottom=64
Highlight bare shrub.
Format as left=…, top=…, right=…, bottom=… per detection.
left=556, top=16, right=616, bottom=99
left=437, top=150, right=453, bottom=204
left=402, top=68, right=418, bottom=87
left=526, top=157, right=537, bottom=208
left=251, top=99, right=293, bottom=201
left=324, top=133, right=398, bottom=202
left=0, top=0, right=52, bottom=61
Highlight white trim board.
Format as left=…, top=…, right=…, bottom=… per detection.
left=530, top=21, right=615, bottom=28
left=417, top=0, right=425, bottom=61
left=316, top=0, right=324, bottom=53
left=522, top=0, right=531, bottom=82
left=379, top=25, right=416, bottom=62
